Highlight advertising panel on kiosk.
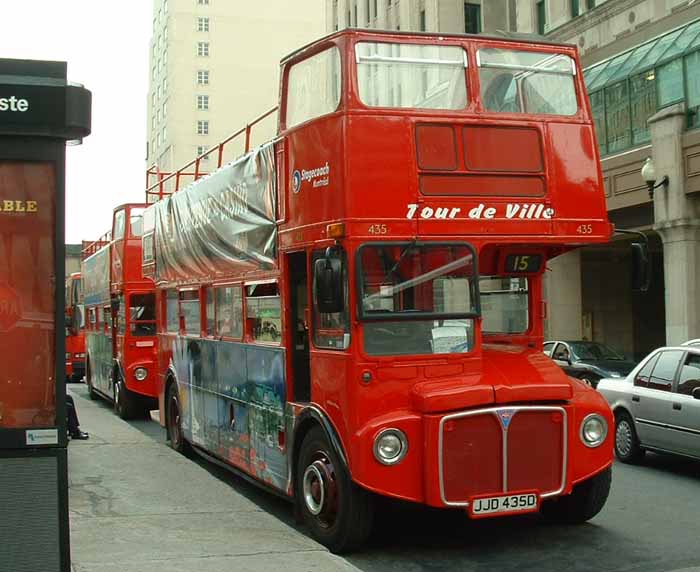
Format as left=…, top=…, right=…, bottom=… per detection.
left=0, top=58, right=91, bottom=572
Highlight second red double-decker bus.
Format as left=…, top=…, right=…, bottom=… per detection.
left=143, top=29, right=632, bottom=552
left=82, top=204, right=157, bottom=419
left=65, top=272, right=86, bottom=383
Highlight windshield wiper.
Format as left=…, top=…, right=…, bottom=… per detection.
left=379, top=241, right=416, bottom=286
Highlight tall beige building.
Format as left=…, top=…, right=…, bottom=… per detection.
left=326, top=0, right=514, bottom=35
left=147, top=0, right=327, bottom=182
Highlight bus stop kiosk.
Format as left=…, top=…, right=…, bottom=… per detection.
left=0, top=59, right=91, bottom=572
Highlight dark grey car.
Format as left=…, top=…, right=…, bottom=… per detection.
left=598, top=346, right=700, bottom=463
left=543, top=340, right=637, bottom=388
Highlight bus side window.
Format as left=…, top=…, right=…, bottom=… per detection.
left=216, top=285, right=243, bottom=339
left=166, top=290, right=179, bottom=333
left=205, top=287, right=215, bottom=336
left=245, top=283, right=281, bottom=345
left=103, top=307, right=112, bottom=336
left=180, top=290, right=201, bottom=336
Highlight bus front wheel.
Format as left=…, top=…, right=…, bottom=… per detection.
left=295, top=426, right=374, bottom=554
left=166, top=382, right=192, bottom=457
left=541, top=466, right=612, bottom=524
left=114, top=371, right=137, bottom=420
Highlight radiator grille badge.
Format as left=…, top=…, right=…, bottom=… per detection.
left=497, top=409, right=516, bottom=430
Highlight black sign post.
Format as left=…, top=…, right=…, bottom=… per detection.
left=0, top=58, right=91, bottom=572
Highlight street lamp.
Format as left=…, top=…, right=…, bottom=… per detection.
left=641, top=157, right=669, bottom=200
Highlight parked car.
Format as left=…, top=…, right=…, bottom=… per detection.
left=543, top=340, right=637, bottom=388
left=598, top=346, right=700, bottom=463
left=681, top=339, right=700, bottom=347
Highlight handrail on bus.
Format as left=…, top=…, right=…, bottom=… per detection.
left=145, top=106, right=278, bottom=203
left=81, top=230, right=112, bottom=260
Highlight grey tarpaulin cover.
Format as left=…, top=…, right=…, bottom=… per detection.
left=145, top=142, right=277, bottom=282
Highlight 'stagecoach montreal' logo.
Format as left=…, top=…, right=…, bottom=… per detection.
left=292, top=170, right=302, bottom=194
left=0, top=96, right=30, bottom=112
left=292, top=162, right=330, bottom=194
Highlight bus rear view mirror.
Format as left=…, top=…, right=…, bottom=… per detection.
left=314, top=257, right=344, bottom=314
left=631, top=242, right=650, bottom=292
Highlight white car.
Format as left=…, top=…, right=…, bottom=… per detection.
left=597, top=346, right=700, bottom=463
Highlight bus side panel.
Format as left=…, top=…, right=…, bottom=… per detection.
left=246, top=345, right=287, bottom=490
left=168, top=336, right=288, bottom=491
left=216, top=340, right=250, bottom=472
left=87, top=331, right=113, bottom=397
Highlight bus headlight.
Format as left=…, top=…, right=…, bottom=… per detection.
left=373, top=428, right=408, bottom=465
left=134, top=367, right=148, bottom=381
left=580, top=414, right=607, bottom=448
left=65, top=352, right=71, bottom=359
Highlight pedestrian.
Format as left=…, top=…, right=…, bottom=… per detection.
left=66, top=394, right=89, bottom=440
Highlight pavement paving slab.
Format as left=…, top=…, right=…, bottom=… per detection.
left=67, top=386, right=360, bottom=572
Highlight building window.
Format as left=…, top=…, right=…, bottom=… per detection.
left=586, top=0, right=595, bottom=8
left=630, top=71, right=656, bottom=144
left=197, top=42, right=209, bottom=57
left=161, top=126, right=166, bottom=142
left=198, top=0, right=209, bottom=4
left=197, top=17, right=209, bottom=32
left=464, top=3, right=481, bottom=34
left=537, top=1, right=546, bottom=35
left=162, top=101, right=167, bottom=118
left=197, top=120, right=209, bottom=135
left=152, top=116, right=156, bottom=129
left=420, top=9, right=426, bottom=31
left=605, top=81, right=631, bottom=153
left=657, top=58, right=684, bottom=108
left=197, top=95, right=209, bottom=110
left=366, top=0, right=371, bottom=25
left=571, top=0, right=579, bottom=17
left=197, top=145, right=210, bottom=160
left=197, top=70, right=210, bottom=85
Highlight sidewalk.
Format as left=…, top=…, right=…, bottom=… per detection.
left=67, top=386, right=360, bottom=572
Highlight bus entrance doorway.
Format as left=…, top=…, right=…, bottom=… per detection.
left=288, top=251, right=310, bottom=402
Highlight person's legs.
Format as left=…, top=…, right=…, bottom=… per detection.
left=66, top=394, right=88, bottom=439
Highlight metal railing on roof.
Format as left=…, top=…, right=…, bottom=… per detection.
left=81, top=231, right=112, bottom=260
left=145, top=106, right=278, bottom=203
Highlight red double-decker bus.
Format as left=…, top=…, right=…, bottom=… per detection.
left=82, top=204, right=157, bottom=418
left=144, top=29, right=628, bottom=552
left=64, top=272, right=86, bottom=383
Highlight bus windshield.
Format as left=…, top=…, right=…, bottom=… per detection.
left=358, top=243, right=478, bottom=356
left=355, top=42, right=468, bottom=110
left=478, top=48, right=578, bottom=116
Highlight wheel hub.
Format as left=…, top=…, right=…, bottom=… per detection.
left=616, top=420, right=632, bottom=455
left=302, top=455, right=337, bottom=524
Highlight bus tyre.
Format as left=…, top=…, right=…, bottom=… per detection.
left=86, top=362, right=97, bottom=401
left=113, top=373, right=137, bottom=420
left=296, top=426, right=374, bottom=554
left=541, top=466, right=611, bottom=524
left=614, top=410, right=645, bottom=464
left=166, top=382, right=192, bottom=457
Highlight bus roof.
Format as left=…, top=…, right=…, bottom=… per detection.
left=281, top=27, right=577, bottom=64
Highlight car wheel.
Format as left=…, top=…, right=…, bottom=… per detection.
left=166, top=382, right=192, bottom=456
left=296, top=426, right=374, bottom=553
left=541, top=467, right=612, bottom=524
left=614, top=410, right=645, bottom=463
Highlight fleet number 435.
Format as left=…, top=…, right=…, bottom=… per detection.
left=576, top=224, right=593, bottom=234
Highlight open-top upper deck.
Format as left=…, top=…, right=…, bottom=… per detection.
left=144, top=28, right=610, bottom=286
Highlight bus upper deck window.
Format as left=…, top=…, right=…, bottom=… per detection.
left=355, top=42, right=468, bottom=110
left=113, top=209, right=126, bottom=240
left=478, top=48, right=578, bottom=116
left=130, top=207, right=145, bottom=237
left=286, top=46, right=342, bottom=129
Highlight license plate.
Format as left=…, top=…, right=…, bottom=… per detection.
left=469, top=492, right=539, bottom=518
